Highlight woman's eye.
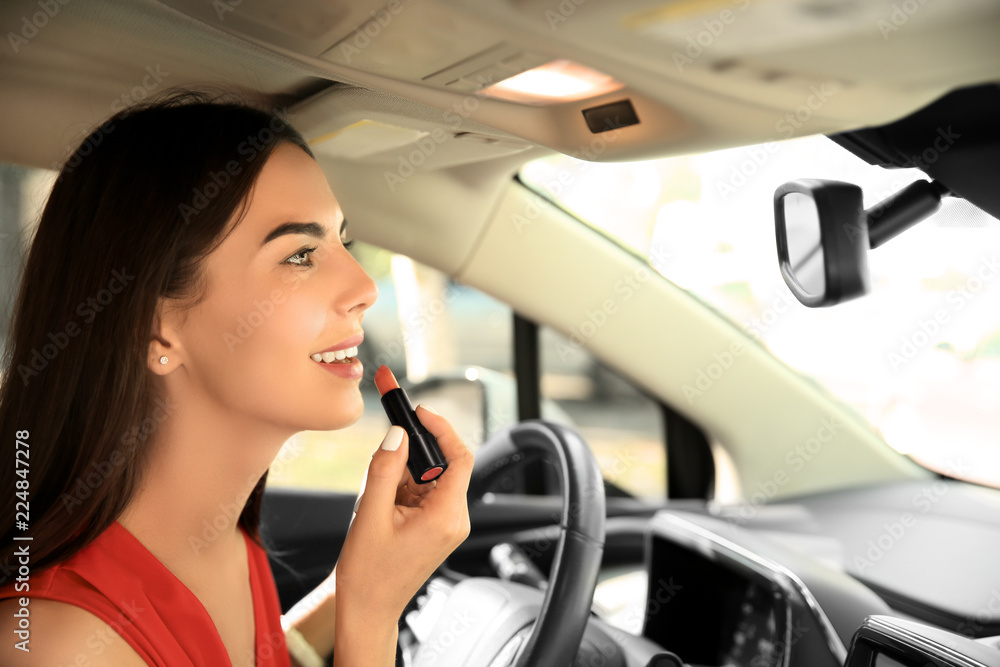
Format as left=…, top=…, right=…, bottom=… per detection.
left=339, top=220, right=354, bottom=250
left=284, top=247, right=317, bottom=266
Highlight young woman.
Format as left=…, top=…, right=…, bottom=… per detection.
left=0, top=91, right=473, bottom=666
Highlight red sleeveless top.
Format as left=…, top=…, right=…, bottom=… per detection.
left=0, top=520, right=291, bottom=666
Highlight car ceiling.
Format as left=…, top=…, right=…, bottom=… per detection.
left=2, top=0, right=1000, bottom=170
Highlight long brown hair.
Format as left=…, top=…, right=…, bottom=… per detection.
left=0, top=90, right=313, bottom=584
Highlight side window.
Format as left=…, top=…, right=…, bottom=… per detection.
left=1, top=164, right=55, bottom=355
left=540, top=327, right=667, bottom=500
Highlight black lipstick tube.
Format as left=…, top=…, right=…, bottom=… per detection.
left=380, top=387, right=448, bottom=484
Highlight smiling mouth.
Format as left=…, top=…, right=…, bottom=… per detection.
left=311, top=346, right=359, bottom=364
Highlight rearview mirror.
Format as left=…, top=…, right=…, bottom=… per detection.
left=774, top=178, right=950, bottom=307
left=846, top=615, right=1000, bottom=667
left=774, top=179, right=870, bottom=307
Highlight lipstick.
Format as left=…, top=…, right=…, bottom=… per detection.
left=374, top=365, right=447, bottom=484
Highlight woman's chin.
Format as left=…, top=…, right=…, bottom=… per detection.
left=304, top=400, right=366, bottom=432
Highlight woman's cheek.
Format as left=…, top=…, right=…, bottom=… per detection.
left=269, top=292, right=328, bottom=347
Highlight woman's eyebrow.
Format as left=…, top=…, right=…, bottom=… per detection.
left=261, top=221, right=326, bottom=246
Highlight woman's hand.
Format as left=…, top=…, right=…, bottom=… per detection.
left=333, top=406, right=473, bottom=664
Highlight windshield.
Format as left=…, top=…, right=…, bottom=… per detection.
left=520, top=135, right=1000, bottom=489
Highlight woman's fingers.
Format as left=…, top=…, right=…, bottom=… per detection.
left=412, top=405, right=473, bottom=541
left=356, top=407, right=472, bottom=535
left=336, top=408, right=474, bottom=630
left=353, top=425, right=408, bottom=522
left=395, top=476, right=436, bottom=507
left=415, top=405, right=475, bottom=490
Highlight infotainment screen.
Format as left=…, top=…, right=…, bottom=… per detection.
left=643, top=534, right=788, bottom=667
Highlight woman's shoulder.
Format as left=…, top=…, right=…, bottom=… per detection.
left=0, top=522, right=153, bottom=664
left=0, top=596, right=148, bottom=666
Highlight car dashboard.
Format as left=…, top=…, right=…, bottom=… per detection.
left=400, top=481, right=1000, bottom=667
left=637, top=511, right=848, bottom=667
left=581, top=478, right=1000, bottom=667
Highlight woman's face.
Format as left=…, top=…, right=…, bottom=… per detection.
left=166, top=143, right=378, bottom=432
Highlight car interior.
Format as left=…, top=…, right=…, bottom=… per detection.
left=2, top=1, right=1000, bottom=666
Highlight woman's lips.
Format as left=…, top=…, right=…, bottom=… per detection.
left=312, top=335, right=363, bottom=379
left=314, top=355, right=363, bottom=379
left=316, top=334, right=363, bottom=355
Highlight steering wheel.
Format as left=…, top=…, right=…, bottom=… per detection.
left=408, top=420, right=606, bottom=667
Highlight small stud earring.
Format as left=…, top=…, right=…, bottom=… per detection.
left=159, top=356, right=168, bottom=365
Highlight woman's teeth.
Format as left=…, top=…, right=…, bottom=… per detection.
left=312, top=346, right=358, bottom=364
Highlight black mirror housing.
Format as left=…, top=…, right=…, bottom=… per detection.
left=774, top=179, right=871, bottom=307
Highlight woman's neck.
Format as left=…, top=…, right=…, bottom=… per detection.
left=117, top=382, right=293, bottom=569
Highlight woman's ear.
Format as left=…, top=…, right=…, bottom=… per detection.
left=148, top=297, right=184, bottom=374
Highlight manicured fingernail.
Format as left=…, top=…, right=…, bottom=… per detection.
left=353, top=494, right=363, bottom=513
left=380, top=425, right=404, bottom=451
left=417, top=404, right=438, bottom=415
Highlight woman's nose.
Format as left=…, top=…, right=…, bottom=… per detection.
left=335, top=247, right=378, bottom=315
